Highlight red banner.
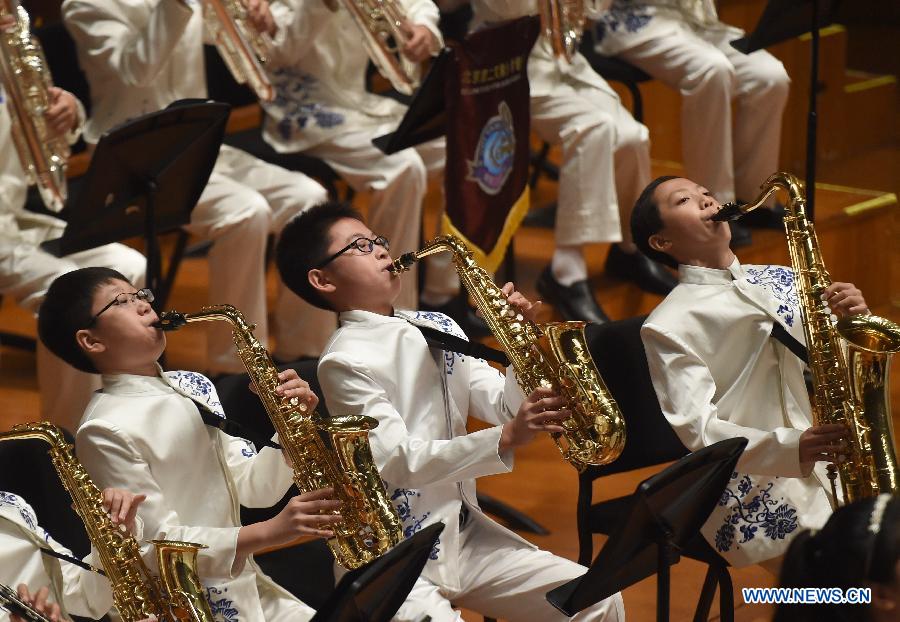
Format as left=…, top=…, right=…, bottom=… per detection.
left=443, top=17, right=539, bottom=272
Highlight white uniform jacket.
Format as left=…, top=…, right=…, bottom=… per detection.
left=262, top=0, right=443, bottom=152
left=0, top=492, right=112, bottom=622
left=641, top=259, right=833, bottom=566
left=317, top=310, right=534, bottom=591
left=469, top=0, right=617, bottom=99
left=593, top=0, right=740, bottom=56
left=75, top=369, right=306, bottom=622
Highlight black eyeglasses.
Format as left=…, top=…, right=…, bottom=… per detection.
left=87, top=288, right=155, bottom=326
left=316, top=236, right=390, bottom=268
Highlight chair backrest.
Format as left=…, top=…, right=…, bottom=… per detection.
left=0, top=428, right=92, bottom=557
left=584, top=316, right=688, bottom=479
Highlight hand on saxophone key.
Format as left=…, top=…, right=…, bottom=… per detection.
left=499, top=387, right=571, bottom=452
left=44, top=87, right=79, bottom=138
left=0, top=15, right=14, bottom=32
left=242, top=0, right=276, bottom=37
left=799, top=424, right=850, bottom=466
left=249, top=368, right=319, bottom=411
left=500, top=282, right=543, bottom=324
left=821, top=282, right=868, bottom=317
left=101, top=488, right=147, bottom=535
left=12, top=585, right=64, bottom=622
left=268, top=488, right=344, bottom=544
left=399, top=20, right=437, bottom=63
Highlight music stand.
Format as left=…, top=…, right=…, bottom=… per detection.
left=730, top=0, right=840, bottom=220
left=311, top=522, right=444, bottom=622
left=42, top=99, right=229, bottom=307
left=372, top=49, right=452, bottom=155
left=546, top=437, right=748, bottom=622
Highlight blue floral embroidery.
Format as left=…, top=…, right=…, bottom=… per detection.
left=205, top=586, right=239, bottom=622
left=0, top=492, right=52, bottom=541
left=391, top=488, right=440, bottom=560
left=166, top=371, right=224, bottom=416
left=594, top=1, right=653, bottom=43
left=744, top=265, right=799, bottom=327
left=409, top=311, right=467, bottom=340
left=713, top=472, right=799, bottom=553
left=269, top=69, right=345, bottom=139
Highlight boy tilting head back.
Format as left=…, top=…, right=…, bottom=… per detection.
left=632, top=177, right=865, bottom=571
left=38, top=267, right=342, bottom=622
left=276, top=202, right=625, bottom=621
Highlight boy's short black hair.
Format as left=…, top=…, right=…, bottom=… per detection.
left=38, top=267, right=131, bottom=374
left=276, top=201, right=365, bottom=311
left=630, top=175, right=680, bottom=270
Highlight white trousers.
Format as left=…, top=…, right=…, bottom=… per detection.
left=0, top=213, right=146, bottom=430
left=531, top=79, right=651, bottom=246
left=303, top=129, right=446, bottom=311
left=615, top=20, right=790, bottom=203
left=191, top=146, right=332, bottom=372
left=395, top=520, right=625, bottom=622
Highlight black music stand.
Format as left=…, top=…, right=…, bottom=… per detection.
left=311, top=522, right=444, bottom=622
left=730, top=0, right=840, bottom=220
left=546, top=437, right=748, bottom=622
left=41, top=99, right=229, bottom=308
left=372, top=48, right=452, bottom=155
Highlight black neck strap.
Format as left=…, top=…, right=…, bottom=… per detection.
left=770, top=321, right=809, bottom=365
left=413, top=323, right=510, bottom=366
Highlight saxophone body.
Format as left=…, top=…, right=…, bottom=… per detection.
left=537, top=0, right=585, bottom=63
left=0, top=582, right=52, bottom=622
left=202, top=0, right=275, bottom=102
left=331, top=0, right=421, bottom=96
left=712, top=171, right=900, bottom=505
left=390, top=234, right=626, bottom=471
left=0, top=422, right=214, bottom=622
left=155, top=305, right=403, bottom=570
left=0, top=0, right=69, bottom=211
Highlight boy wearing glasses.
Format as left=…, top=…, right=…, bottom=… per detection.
left=36, top=267, right=342, bottom=621
left=275, top=202, right=624, bottom=621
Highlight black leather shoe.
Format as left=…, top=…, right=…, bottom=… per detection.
left=728, top=222, right=753, bottom=249
left=604, top=244, right=678, bottom=296
left=420, top=293, right=492, bottom=339
left=739, top=202, right=786, bottom=229
left=536, top=266, right=610, bottom=324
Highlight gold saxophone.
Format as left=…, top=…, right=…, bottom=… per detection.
left=202, top=0, right=275, bottom=102
left=389, top=234, right=626, bottom=471
left=0, top=0, right=69, bottom=211
left=538, top=0, right=586, bottom=63
left=155, top=305, right=403, bottom=570
left=712, top=171, right=900, bottom=505
left=328, top=0, right=422, bottom=96
left=0, top=582, right=52, bottom=622
left=0, top=422, right=215, bottom=622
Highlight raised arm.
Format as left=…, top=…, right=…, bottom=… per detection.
left=318, top=353, right=514, bottom=488
left=641, top=322, right=807, bottom=477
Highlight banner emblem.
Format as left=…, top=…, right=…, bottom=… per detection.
left=466, top=101, right=515, bottom=196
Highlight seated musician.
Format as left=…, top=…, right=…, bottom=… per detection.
left=36, top=267, right=342, bottom=621
left=262, top=0, right=454, bottom=321
left=274, top=202, right=625, bottom=621
left=632, top=176, right=863, bottom=572
left=0, top=14, right=145, bottom=431
left=0, top=488, right=145, bottom=622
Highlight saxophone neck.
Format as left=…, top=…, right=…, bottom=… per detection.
left=388, top=235, right=473, bottom=275
left=711, top=171, right=804, bottom=223
left=154, top=305, right=256, bottom=333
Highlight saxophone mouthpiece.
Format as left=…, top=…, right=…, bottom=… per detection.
left=388, top=253, right=417, bottom=276
left=152, top=311, right=187, bottom=331
left=709, top=201, right=747, bottom=222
